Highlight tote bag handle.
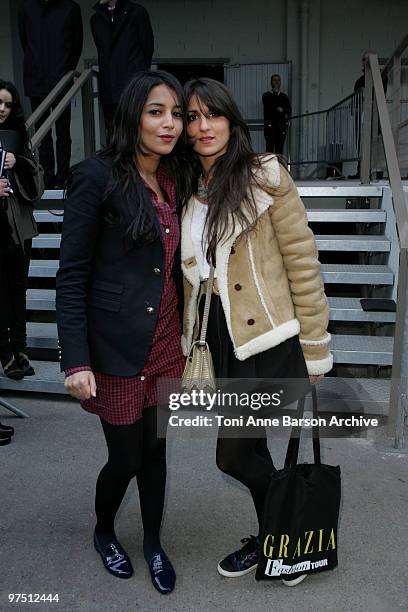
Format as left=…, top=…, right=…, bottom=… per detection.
left=284, top=386, right=321, bottom=468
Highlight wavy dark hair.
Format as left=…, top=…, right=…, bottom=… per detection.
left=0, top=80, right=30, bottom=148
left=99, top=70, right=187, bottom=249
left=184, top=77, right=275, bottom=263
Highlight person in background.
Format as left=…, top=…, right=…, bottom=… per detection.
left=91, top=0, right=154, bottom=138
left=262, top=74, right=292, bottom=155
left=352, top=51, right=388, bottom=179
left=18, top=0, right=83, bottom=189
left=0, top=80, right=43, bottom=381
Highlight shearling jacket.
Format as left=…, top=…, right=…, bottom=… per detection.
left=181, top=157, right=333, bottom=376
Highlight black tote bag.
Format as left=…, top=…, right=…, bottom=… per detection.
left=256, top=387, right=341, bottom=581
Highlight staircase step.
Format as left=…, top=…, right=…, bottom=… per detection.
left=28, top=263, right=394, bottom=289
left=29, top=260, right=58, bottom=277
left=332, top=334, right=393, bottom=365
left=321, top=264, right=393, bottom=284
left=26, top=291, right=397, bottom=322
left=307, top=209, right=386, bottom=223
left=34, top=211, right=64, bottom=222
left=27, top=322, right=58, bottom=349
left=328, top=297, right=396, bottom=322
left=0, top=360, right=65, bottom=394
left=42, top=189, right=65, bottom=200
left=297, top=183, right=383, bottom=198
left=32, top=234, right=61, bottom=249
left=27, top=289, right=56, bottom=310
left=308, top=377, right=390, bottom=415
left=316, top=235, right=390, bottom=252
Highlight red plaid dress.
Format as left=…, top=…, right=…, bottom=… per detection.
left=65, top=169, right=185, bottom=424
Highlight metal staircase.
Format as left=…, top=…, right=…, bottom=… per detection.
left=0, top=182, right=399, bottom=417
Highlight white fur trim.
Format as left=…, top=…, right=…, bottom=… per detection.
left=300, top=333, right=331, bottom=346
left=247, top=235, right=276, bottom=327
left=181, top=201, right=200, bottom=288
left=305, top=354, right=334, bottom=375
left=234, top=319, right=300, bottom=361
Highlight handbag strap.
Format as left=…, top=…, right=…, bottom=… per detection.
left=199, top=264, right=215, bottom=344
left=284, top=386, right=321, bottom=468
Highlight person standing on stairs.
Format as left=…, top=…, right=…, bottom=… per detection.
left=18, top=0, right=83, bottom=189
left=91, top=0, right=154, bottom=139
left=0, top=80, right=44, bottom=381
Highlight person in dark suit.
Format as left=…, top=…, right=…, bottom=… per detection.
left=91, top=0, right=154, bottom=137
left=262, top=74, right=292, bottom=154
left=18, top=0, right=83, bottom=188
left=56, top=70, right=186, bottom=594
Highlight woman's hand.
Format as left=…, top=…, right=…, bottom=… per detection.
left=0, top=178, right=10, bottom=197
left=4, top=152, right=16, bottom=170
left=64, top=371, right=97, bottom=400
left=309, top=374, right=324, bottom=385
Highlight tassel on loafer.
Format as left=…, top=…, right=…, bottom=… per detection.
left=93, top=531, right=133, bottom=579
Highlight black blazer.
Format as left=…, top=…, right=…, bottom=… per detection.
left=90, top=0, right=154, bottom=105
left=18, top=0, right=83, bottom=98
left=56, top=157, right=182, bottom=375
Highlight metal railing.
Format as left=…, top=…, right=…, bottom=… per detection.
left=360, top=50, right=408, bottom=449
left=26, top=69, right=99, bottom=159
left=287, top=91, right=363, bottom=176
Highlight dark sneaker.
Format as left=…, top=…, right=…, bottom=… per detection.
left=2, top=356, right=24, bottom=380
left=147, top=551, right=176, bottom=594
left=15, top=352, right=35, bottom=376
left=93, top=531, right=133, bottom=579
left=0, top=436, right=11, bottom=446
left=282, top=573, right=308, bottom=587
left=217, top=535, right=260, bottom=577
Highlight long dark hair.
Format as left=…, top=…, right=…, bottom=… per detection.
left=99, top=70, right=187, bottom=249
left=184, top=78, right=270, bottom=263
left=0, top=80, right=30, bottom=148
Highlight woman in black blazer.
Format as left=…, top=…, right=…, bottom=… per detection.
left=56, top=71, right=186, bottom=594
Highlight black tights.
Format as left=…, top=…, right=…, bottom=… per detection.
left=216, top=430, right=275, bottom=533
left=95, top=406, right=166, bottom=559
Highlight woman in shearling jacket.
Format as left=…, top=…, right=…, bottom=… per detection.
left=0, top=80, right=43, bottom=381
left=182, top=78, right=333, bottom=585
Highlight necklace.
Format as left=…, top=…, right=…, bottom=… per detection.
left=197, top=175, right=209, bottom=200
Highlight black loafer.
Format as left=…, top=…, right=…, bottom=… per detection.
left=93, top=531, right=133, bottom=579
left=0, top=422, right=15, bottom=436
left=148, top=551, right=176, bottom=594
left=0, top=436, right=11, bottom=446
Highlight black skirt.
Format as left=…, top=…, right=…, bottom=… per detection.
left=201, top=294, right=310, bottom=410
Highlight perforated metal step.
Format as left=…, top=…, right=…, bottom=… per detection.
left=297, top=183, right=383, bottom=198
left=331, top=334, right=393, bottom=365
left=27, top=289, right=56, bottom=311
left=307, top=209, right=386, bottom=223
left=316, top=235, right=390, bottom=252
left=29, top=260, right=59, bottom=277
left=27, top=323, right=58, bottom=349
left=34, top=211, right=64, bottom=222
left=321, top=264, right=393, bottom=285
left=328, top=297, right=396, bottom=322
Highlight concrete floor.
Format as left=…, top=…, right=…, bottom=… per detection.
left=0, top=392, right=407, bottom=612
